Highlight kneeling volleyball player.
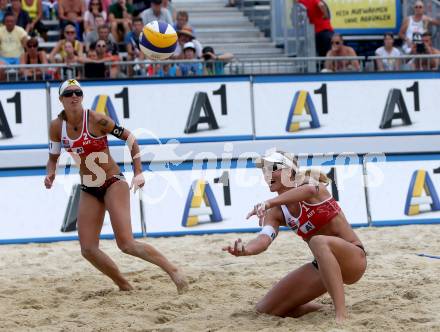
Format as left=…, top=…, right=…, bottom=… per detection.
left=223, top=151, right=366, bottom=322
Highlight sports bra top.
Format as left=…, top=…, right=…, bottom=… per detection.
left=280, top=196, right=341, bottom=239
left=61, top=109, right=108, bottom=156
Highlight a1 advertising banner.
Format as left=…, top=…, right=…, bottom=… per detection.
left=0, top=172, right=142, bottom=243
left=327, top=0, right=400, bottom=34
left=0, top=84, right=48, bottom=149
left=50, top=78, right=253, bottom=145
left=366, top=157, right=440, bottom=226
left=253, top=75, right=439, bottom=139
left=141, top=164, right=368, bottom=236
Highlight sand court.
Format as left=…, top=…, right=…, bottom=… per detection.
left=0, top=225, right=439, bottom=332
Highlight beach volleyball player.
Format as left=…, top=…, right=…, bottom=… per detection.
left=223, top=151, right=366, bottom=322
left=44, top=79, right=188, bottom=293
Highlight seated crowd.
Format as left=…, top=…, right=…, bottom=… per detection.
left=322, top=0, right=440, bottom=72
left=0, top=0, right=234, bottom=79
left=0, top=0, right=439, bottom=79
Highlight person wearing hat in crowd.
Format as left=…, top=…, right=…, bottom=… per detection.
left=178, top=41, right=203, bottom=76
left=173, top=25, right=202, bottom=59
left=140, top=0, right=173, bottom=25
left=202, top=46, right=234, bottom=75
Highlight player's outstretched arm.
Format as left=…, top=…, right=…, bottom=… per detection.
left=45, top=119, right=62, bottom=189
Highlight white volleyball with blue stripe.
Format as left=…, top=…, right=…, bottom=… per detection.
left=139, top=20, right=178, bottom=60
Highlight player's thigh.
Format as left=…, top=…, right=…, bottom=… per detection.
left=310, top=235, right=367, bottom=284
left=257, top=263, right=327, bottom=316
left=77, top=191, right=106, bottom=247
left=104, top=180, right=133, bottom=244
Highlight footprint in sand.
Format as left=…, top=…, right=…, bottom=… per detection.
left=80, top=289, right=113, bottom=301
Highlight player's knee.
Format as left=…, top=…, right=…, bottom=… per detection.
left=308, top=235, right=329, bottom=251
left=81, top=246, right=98, bottom=260
left=118, top=240, right=136, bottom=255
left=255, top=301, right=273, bottom=315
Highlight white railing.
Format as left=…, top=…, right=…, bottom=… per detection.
left=1, top=54, right=440, bottom=82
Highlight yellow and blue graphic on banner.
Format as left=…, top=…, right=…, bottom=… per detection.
left=285, top=91, right=320, bottom=132
left=91, top=95, right=120, bottom=124
left=181, top=179, right=222, bottom=227
left=327, top=0, right=400, bottom=34
left=404, top=170, right=440, bottom=216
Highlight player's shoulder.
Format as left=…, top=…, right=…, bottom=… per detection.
left=267, top=205, right=284, bottom=228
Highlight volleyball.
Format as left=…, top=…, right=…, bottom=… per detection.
left=139, top=20, right=178, bottom=60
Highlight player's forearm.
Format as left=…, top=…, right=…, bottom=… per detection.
left=46, top=158, right=58, bottom=176
left=266, top=186, right=316, bottom=208
left=129, top=139, right=142, bottom=174
left=244, top=237, right=269, bottom=256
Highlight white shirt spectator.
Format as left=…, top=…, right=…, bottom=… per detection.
left=174, top=38, right=203, bottom=58
left=375, top=46, right=401, bottom=71
left=140, top=8, right=173, bottom=25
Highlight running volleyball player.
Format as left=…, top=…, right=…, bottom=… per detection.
left=223, top=151, right=366, bottom=322
left=45, top=79, right=188, bottom=293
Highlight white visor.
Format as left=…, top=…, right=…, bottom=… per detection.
left=255, top=152, right=297, bottom=170
left=59, top=79, right=82, bottom=96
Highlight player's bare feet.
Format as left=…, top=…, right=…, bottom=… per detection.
left=335, top=310, right=348, bottom=323
left=118, top=281, right=134, bottom=291
left=171, top=269, right=189, bottom=294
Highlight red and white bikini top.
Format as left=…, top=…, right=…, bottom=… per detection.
left=281, top=196, right=341, bottom=239
left=61, top=109, right=108, bottom=156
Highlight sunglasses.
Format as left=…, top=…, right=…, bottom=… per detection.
left=262, top=163, right=286, bottom=173
left=415, top=5, right=423, bottom=8
left=65, top=31, right=76, bottom=34
left=96, top=44, right=106, bottom=47
left=331, top=41, right=341, bottom=45
left=62, top=90, right=83, bottom=97
left=27, top=44, right=38, bottom=48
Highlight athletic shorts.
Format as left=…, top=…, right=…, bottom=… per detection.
left=80, top=173, right=125, bottom=201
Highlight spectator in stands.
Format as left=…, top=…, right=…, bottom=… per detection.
left=19, top=37, right=48, bottom=80
left=58, top=0, right=86, bottom=40
left=86, top=39, right=120, bottom=78
left=21, top=0, right=48, bottom=40
left=399, top=0, right=440, bottom=54
left=174, top=10, right=193, bottom=33
left=84, top=0, right=107, bottom=36
left=61, top=40, right=81, bottom=79
left=179, top=42, right=203, bottom=76
left=96, top=24, right=118, bottom=55
left=132, top=0, right=151, bottom=17
left=162, top=0, right=176, bottom=21
left=296, top=0, right=334, bottom=57
left=8, top=0, right=31, bottom=32
left=49, top=23, right=84, bottom=63
left=375, top=33, right=401, bottom=71
left=140, top=0, right=173, bottom=25
left=154, top=62, right=179, bottom=77
left=0, top=12, right=28, bottom=66
left=225, top=0, right=236, bottom=7
left=84, top=14, right=106, bottom=50
left=411, top=32, right=440, bottom=70
left=125, top=17, right=146, bottom=76
left=201, top=46, right=234, bottom=75
left=0, top=0, right=8, bottom=23
left=324, top=33, right=360, bottom=72
left=173, top=25, right=202, bottom=59
left=108, top=0, right=133, bottom=43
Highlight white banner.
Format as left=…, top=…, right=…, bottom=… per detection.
left=366, top=158, right=440, bottom=225
left=141, top=164, right=368, bottom=236
left=50, top=79, right=253, bottom=144
left=253, top=77, right=440, bottom=138
left=0, top=86, right=48, bottom=148
left=0, top=172, right=142, bottom=243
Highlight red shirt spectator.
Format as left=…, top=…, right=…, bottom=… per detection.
left=297, top=0, right=334, bottom=56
